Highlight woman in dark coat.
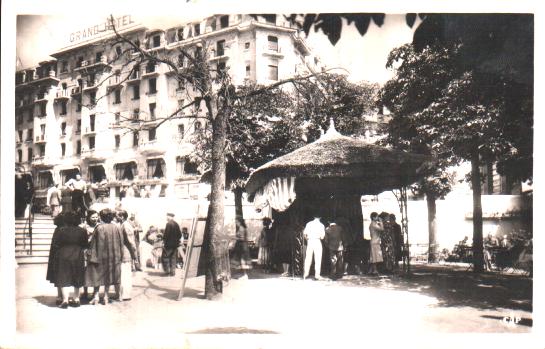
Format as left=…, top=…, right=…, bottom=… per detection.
left=46, top=212, right=65, bottom=305
left=85, top=208, right=124, bottom=305
left=46, top=212, right=88, bottom=308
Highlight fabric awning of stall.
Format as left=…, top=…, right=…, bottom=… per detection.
left=245, top=121, right=433, bottom=200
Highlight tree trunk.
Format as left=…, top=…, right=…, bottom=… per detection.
left=233, top=186, right=244, bottom=223
left=204, top=106, right=228, bottom=300
left=426, top=194, right=437, bottom=263
left=470, top=153, right=484, bottom=273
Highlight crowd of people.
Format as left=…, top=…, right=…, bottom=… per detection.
left=46, top=208, right=184, bottom=308
left=252, top=211, right=404, bottom=281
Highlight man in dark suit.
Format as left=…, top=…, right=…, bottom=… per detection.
left=162, top=213, right=182, bottom=276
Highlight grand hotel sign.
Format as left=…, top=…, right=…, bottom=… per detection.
left=68, top=15, right=137, bottom=44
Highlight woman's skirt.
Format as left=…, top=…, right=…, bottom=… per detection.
left=258, top=246, right=270, bottom=265
left=54, top=246, right=85, bottom=287
left=369, top=242, right=383, bottom=263
left=120, top=261, right=133, bottom=300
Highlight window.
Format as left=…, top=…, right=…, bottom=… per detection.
left=39, top=144, right=45, bottom=157
left=39, top=104, right=46, bottom=117
left=245, top=64, right=251, bottom=77
left=61, top=122, right=67, bottom=136
left=18, top=150, right=23, bottom=163
left=217, top=62, right=226, bottom=77
left=149, top=103, right=156, bottom=120
left=216, top=40, right=225, bottom=56
left=133, top=109, right=139, bottom=121
left=148, top=78, right=157, bottom=94
left=178, top=124, right=184, bottom=136
left=146, top=158, right=166, bottom=179
left=220, top=15, right=229, bottom=28
left=90, top=91, right=96, bottom=104
left=76, top=140, right=81, bottom=155
left=115, top=135, right=120, bottom=149
left=114, top=89, right=121, bottom=104
left=146, top=62, right=155, bottom=73
left=133, top=85, right=140, bottom=99
left=176, top=156, right=199, bottom=176
left=152, top=35, right=161, bottom=48
left=115, top=112, right=121, bottom=124
left=177, top=28, right=184, bottom=41
left=148, top=127, right=156, bottom=141
left=76, top=97, right=82, bottom=112
left=26, top=110, right=33, bottom=122
left=195, top=46, right=202, bottom=59
left=61, top=143, right=66, bottom=157
left=18, top=130, right=23, bottom=142
left=89, top=165, right=106, bottom=183
left=193, top=23, right=200, bottom=36
left=76, top=56, right=84, bottom=67
left=89, top=73, right=96, bottom=86
left=244, top=42, right=250, bottom=50
left=210, top=18, right=217, bottom=31
left=268, top=64, right=278, bottom=80
left=267, top=35, right=278, bottom=51
left=130, top=65, right=140, bottom=79
left=115, top=46, right=122, bottom=57
left=37, top=171, right=53, bottom=189
left=28, top=148, right=33, bottom=161
left=263, top=14, right=276, bottom=24
left=90, top=114, right=96, bottom=132
left=194, top=121, right=202, bottom=131
left=60, top=100, right=67, bottom=115
left=27, top=128, right=33, bottom=141
left=40, top=124, right=46, bottom=137
left=76, top=119, right=81, bottom=134
left=95, top=51, right=103, bottom=62
left=89, top=136, right=95, bottom=150
left=61, top=61, right=68, bottom=73
left=133, top=131, right=139, bottom=147
left=115, top=162, right=137, bottom=180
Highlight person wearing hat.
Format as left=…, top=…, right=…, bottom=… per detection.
left=303, top=215, right=326, bottom=280
left=162, top=213, right=182, bottom=276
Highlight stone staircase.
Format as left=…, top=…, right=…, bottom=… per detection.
left=15, top=214, right=55, bottom=264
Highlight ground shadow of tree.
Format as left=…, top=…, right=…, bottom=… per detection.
left=332, top=264, right=532, bottom=312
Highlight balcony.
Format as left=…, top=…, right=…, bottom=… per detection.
left=16, top=70, right=60, bottom=90
left=74, top=56, right=112, bottom=73
left=142, top=65, right=159, bottom=78
left=209, top=49, right=229, bottom=62
left=83, top=80, right=98, bottom=91
left=81, top=148, right=108, bottom=161
left=34, top=93, right=48, bottom=104
left=126, top=71, right=141, bottom=84
left=35, top=135, right=46, bottom=143
left=71, top=87, right=82, bottom=96
left=55, top=89, right=71, bottom=100
left=82, top=126, right=97, bottom=136
left=263, top=45, right=284, bottom=58
left=139, top=139, right=166, bottom=156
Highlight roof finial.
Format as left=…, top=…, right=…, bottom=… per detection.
left=317, top=117, right=343, bottom=142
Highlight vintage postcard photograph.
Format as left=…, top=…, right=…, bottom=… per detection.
left=1, top=1, right=542, bottom=348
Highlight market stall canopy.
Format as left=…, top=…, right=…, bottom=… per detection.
left=245, top=120, right=433, bottom=200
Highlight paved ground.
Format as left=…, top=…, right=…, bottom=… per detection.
left=12, top=263, right=534, bottom=348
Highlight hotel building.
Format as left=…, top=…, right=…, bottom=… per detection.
left=15, top=14, right=317, bottom=209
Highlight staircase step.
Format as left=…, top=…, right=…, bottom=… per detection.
left=16, top=255, right=50, bottom=264
left=16, top=245, right=51, bottom=253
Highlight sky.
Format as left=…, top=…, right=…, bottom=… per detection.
left=16, top=13, right=418, bottom=85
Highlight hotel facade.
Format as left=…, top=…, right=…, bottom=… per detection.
left=15, top=14, right=317, bottom=210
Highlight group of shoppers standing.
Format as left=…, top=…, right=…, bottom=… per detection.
left=46, top=208, right=140, bottom=308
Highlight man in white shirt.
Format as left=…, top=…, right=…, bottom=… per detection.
left=303, top=216, right=325, bottom=280
left=65, top=174, right=87, bottom=218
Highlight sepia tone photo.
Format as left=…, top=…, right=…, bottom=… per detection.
left=2, top=2, right=540, bottom=348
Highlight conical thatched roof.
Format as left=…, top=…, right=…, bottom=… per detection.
left=245, top=121, right=432, bottom=197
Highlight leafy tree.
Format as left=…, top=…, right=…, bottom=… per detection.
left=379, top=43, right=532, bottom=272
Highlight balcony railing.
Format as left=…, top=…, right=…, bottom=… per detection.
left=55, top=90, right=70, bottom=99
left=35, top=135, right=46, bottom=143
left=75, top=56, right=111, bottom=71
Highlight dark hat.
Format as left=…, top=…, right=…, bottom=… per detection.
left=167, top=212, right=175, bottom=217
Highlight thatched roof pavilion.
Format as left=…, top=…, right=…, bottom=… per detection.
left=245, top=121, right=431, bottom=198
left=244, top=120, right=432, bottom=276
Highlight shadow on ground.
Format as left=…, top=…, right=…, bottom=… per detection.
left=325, top=264, right=532, bottom=312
